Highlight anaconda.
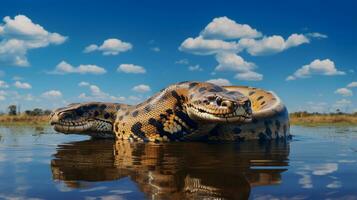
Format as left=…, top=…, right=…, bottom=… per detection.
left=50, top=81, right=290, bottom=141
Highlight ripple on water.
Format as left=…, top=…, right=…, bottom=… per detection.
left=0, top=125, right=356, bottom=199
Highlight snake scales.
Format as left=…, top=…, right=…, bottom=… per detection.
left=50, top=81, right=290, bottom=141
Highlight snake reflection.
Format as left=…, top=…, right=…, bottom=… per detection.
left=51, top=140, right=290, bottom=199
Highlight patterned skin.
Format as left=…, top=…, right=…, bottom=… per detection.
left=50, top=102, right=131, bottom=138
left=50, top=81, right=290, bottom=141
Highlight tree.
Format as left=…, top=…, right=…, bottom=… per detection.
left=43, top=110, right=52, bottom=115
left=8, top=105, right=17, bottom=115
left=32, top=108, right=43, bottom=116
left=24, top=108, right=52, bottom=116
left=25, top=110, right=32, bottom=115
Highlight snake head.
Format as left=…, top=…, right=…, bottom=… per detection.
left=186, top=82, right=252, bottom=123
left=49, top=102, right=117, bottom=136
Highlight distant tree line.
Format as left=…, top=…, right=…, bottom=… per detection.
left=290, top=110, right=357, bottom=117
left=24, top=108, right=52, bottom=116
left=3, top=105, right=52, bottom=116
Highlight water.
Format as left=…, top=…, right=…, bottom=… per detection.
left=0, top=125, right=356, bottom=200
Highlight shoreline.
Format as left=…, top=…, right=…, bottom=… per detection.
left=1, top=114, right=357, bottom=126
left=0, top=115, right=49, bottom=125
left=290, top=114, right=357, bottom=126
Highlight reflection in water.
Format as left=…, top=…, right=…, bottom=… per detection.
left=51, top=140, right=290, bottom=199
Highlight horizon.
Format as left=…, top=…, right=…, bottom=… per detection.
left=0, top=0, right=356, bottom=113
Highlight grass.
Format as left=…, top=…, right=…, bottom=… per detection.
left=1, top=113, right=357, bottom=127
left=0, top=114, right=49, bottom=125
left=290, top=113, right=357, bottom=126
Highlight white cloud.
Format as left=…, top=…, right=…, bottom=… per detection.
left=200, top=16, right=262, bottom=39
left=128, top=95, right=142, bottom=102
left=83, top=44, right=98, bottom=53
left=132, top=84, right=151, bottom=93
left=0, top=80, right=9, bottom=88
left=78, top=93, right=86, bottom=99
left=206, top=78, right=231, bottom=86
left=42, top=90, right=62, bottom=99
left=89, top=85, right=105, bottom=97
left=286, top=75, right=296, bottom=81
left=111, top=96, right=126, bottom=102
left=150, top=47, right=160, bottom=52
left=306, top=32, right=328, bottom=39
left=238, top=34, right=309, bottom=56
left=84, top=38, right=132, bottom=55
left=188, top=64, right=203, bottom=71
left=78, top=81, right=90, bottom=87
left=214, top=53, right=262, bottom=81
left=0, top=15, right=67, bottom=66
left=179, top=16, right=318, bottom=81
left=234, top=71, right=263, bottom=81
left=76, top=65, right=106, bottom=74
left=335, top=99, right=352, bottom=106
left=285, top=33, right=310, bottom=48
left=347, top=82, right=357, bottom=88
left=179, top=36, right=240, bottom=55
left=14, top=81, right=31, bottom=89
left=53, top=61, right=106, bottom=75
left=335, top=88, right=353, bottom=97
left=215, top=52, right=255, bottom=72
left=78, top=82, right=126, bottom=102
left=117, top=64, right=146, bottom=74
left=287, top=59, right=345, bottom=80
left=175, top=59, right=189, bottom=65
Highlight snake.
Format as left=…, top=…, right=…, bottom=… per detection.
left=50, top=81, right=290, bottom=141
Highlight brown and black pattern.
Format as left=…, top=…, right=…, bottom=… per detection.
left=50, top=81, right=290, bottom=141
left=50, top=102, right=131, bottom=138
left=113, top=83, right=201, bottom=142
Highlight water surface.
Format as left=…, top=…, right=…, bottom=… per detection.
left=0, top=125, right=356, bottom=199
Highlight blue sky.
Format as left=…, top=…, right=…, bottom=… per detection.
left=0, top=0, right=356, bottom=113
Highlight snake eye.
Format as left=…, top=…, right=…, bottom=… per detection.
left=245, top=100, right=251, bottom=108
left=215, top=96, right=223, bottom=106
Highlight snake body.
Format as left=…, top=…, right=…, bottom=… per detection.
left=50, top=81, right=290, bottom=141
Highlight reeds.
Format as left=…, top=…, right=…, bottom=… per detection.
left=290, top=112, right=357, bottom=126
left=0, top=114, right=49, bottom=125
left=1, top=113, right=356, bottom=126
